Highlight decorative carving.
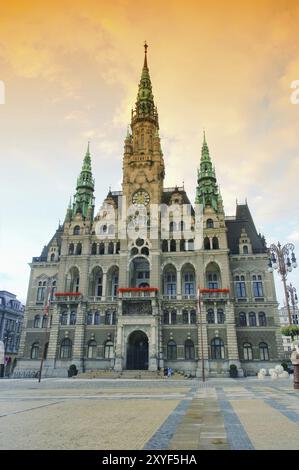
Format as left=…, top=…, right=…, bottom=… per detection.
left=122, top=300, right=152, bottom=315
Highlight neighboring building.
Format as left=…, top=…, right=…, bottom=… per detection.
left=16, top=45, right=283, bottom=378
left=0, top=291, right=24, bottom=375
left=279, top=305, right=299, bottom=354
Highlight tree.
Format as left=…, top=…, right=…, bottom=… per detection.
left=281, top=325, right=299, bottom=340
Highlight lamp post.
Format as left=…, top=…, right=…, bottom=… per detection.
left=3, top=329, right=13, bottom=377
left=287, top=284, right=298, bottom=324
left=268, top=242, right=297, bottom=325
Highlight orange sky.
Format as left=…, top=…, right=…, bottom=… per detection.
left=0, top=0, right=299, bottom=301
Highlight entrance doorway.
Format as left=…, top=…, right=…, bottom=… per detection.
left=126, top=330, right=149, bottom=370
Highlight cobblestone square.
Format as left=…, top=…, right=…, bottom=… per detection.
left=1, top=377, right=299, bottom=450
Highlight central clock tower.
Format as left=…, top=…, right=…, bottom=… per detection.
left=122, top=42, right=165, bottom=208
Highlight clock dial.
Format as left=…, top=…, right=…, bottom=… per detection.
left=132, top=189, right=150, bottom=206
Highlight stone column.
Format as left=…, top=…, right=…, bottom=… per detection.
left=114, top=321, right=123, bottom=371
left=102, top=272, right=107, bottom=300
left=225, top=301, right=241, bottom=371
left=72, top=302, right=86, bottom=372
left=196, top=299, right=209, bottom=378
left=45, top=303, right=60, bottom=374
left=177, top=270, right=182, bottom=299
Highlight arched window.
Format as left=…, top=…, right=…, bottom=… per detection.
left=182, top=310, right=189, bottom=324
left=170, top=239, right=176, bottom=252
left=108, top=242, right=114, bottom=254
left=116, top=241, right=120, bottom=254
left=163, top=310, right=169, bottom=325
left=252, top=275, right=264, bottom=297
left=42, top=315, right=48, bottom=328
left=190, top=310, right=196, bottom=324
left=37, top=281, right=46, bottom=302
left=239, top=312, right=247, bottom=326
left=99, top=242, right=105, bottom=255
left=104, top=340, right=114, bottom=359
left=60, top=312, right=68, bottom=325
left=207, top=309, right=215, bottom=324
left=243, top=245, right=248, bottom=254
left=34, top=315, right=40, bottom=328
left=249, top=312, right=257, bottom=327
left=94, top=311, right=100, bottom=325
left=171, top=310, right=177, bottom=325
left=180, top=239, right=185, bottom=252
left=31, top=343, right=39, bottom=359
left=259, top=312, right=267, bottom=327
left=185, top=340, right=195, bottom=360
left=73, top=226, right=80, bottom=235
left=207, top=273, right=219, bottom=289
left=217, top=309, right=225, bottom=324
left=167, top=340, right=177, bottom=360
left=162, top=240, right=168, bottom=252
left=76, top=243, right=82, bottom=255
left=70, top=311, right=77, bottom=325
left=50, top=253, right=55, bottom=262
left=204, top=237, right=210, bottom=250
left=211, top=338, right=225, bottom=360
left=87, top=340, right=97, bottom=359
left=259, top=342, right=269, bottom=361
left=69, top=243, right=74, bottom=255
left=235, top=276, right=246, bottom=298
left=212, top=237, right=219, bottom=249
left=183, top=272, right=195, bottom=296
left=86, top=312, right=93, bottom=325
left=243, top=343, right=253, bottom=360
left=105, top=310, right=116, bottom=325
left=164, top=267, right=177, bottom=298
left=60, top=338, right=72, bottom=359
left=91, top=243, right=97, bottom=255
left=206, top=219, right=214, bottom=229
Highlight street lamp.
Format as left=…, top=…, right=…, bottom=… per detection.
left=268, top=242, right=297, bottom=325
left=287, top=283, right=298, bottom=324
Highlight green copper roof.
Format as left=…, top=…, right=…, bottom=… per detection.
left=132, top=42, right=159, bottom=126
left=195, top=132, right=221, bottom=212
left=72, top=143, right=95, bottom=219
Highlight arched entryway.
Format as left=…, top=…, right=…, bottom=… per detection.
left=126, top=330, right=149, bottom=370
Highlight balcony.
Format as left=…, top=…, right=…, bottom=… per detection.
left=54, top=292, right=83, bottom=302
left=118, top=288, right=159, bottom=300
left=200, top=288, right=230, bottom=302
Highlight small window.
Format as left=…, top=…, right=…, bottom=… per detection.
left=73, top=226, right=80, bottom=235
left=243, top=245, right=248, bottom=254
left=259, top=342, right=269, bottom=361
left=185, top=340, right=195, bottom=360
left=167, top=340, right=177, bottom=360
left=243, top=342, right=253, bottom=360
left=206, top=219, right=214, bottom=229
left=60, top=338, right=72, bottom=359
left=31, top=343, right=39, bottom=359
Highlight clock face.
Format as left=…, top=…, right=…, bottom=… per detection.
left=132, top=189, right=150, bottom=206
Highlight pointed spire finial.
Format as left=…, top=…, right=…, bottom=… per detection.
left=203, top=129, right=206, bottom=144
left=144, top=40, right=148, bottom=68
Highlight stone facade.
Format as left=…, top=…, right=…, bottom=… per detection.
left=16, top=45, right=283, bottom=378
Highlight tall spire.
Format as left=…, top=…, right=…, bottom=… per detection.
left=131, top=42, right=159, bottom=127
left=72, top=143, right=95, bottom=219
left=195, top=132, right=221, bottom=212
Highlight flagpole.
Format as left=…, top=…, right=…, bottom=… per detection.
left=197, top=286, right=205, bottom=382
left=38, top=290, right=51, bottom=383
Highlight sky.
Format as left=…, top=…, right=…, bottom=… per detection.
left=0, top=0, right=298, bottom=304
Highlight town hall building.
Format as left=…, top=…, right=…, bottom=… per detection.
left=16, top=45, right=283, bottom=378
